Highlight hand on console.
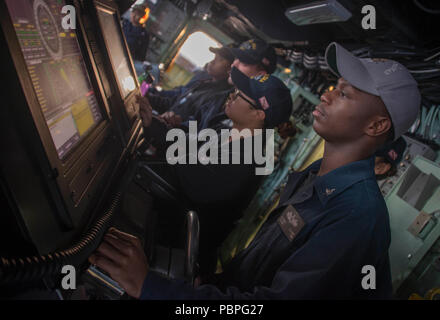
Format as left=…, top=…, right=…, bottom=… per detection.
left=88, top=227, right=148, bottom=299
left=137, top=95, right=153, bottom=128
left=160, top=111, right=182, bottom=128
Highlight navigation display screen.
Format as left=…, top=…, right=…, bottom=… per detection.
left=96, top=6, right=136, bottom=99
left=6, top=0, right=104, bottom=160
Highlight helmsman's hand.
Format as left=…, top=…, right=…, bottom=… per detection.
left=137, top=95, right=153, bottom=128
left=89, top=228, right=149, bottom=299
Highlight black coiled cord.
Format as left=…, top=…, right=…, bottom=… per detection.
left=0, top=192, right=122, bottom=286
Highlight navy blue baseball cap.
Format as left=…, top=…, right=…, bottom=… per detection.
left=375, top=136, right=407, bottom=166
left=230, top=66, right=292, bottom=129
left=230, top=39, right=277, bottom=74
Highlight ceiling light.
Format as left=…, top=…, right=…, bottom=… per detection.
left=285, top=0, right=352, bottom=26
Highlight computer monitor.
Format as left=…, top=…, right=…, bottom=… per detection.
left=96, top=5, right=137, bottom=100
left=1, top=0, right=124, bottom=237
left=5, top=0, right=104, bottom=160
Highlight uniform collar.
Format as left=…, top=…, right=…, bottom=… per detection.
left=281, top=156, right=376, bottom=207
left=312, top=156, right=376, bottom=206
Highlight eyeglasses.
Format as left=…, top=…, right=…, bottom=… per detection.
left=228, top=89, right=261, bottom=110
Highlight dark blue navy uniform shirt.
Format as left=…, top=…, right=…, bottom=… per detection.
left=151, top=70, right=212, bottom=100
left=122, top=19, right=150, bottom=62
left=140, top=157, right=393, bottom=299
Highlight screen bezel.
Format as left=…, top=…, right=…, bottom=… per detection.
left=94, top=1, right=140, bottom=104
left=0, top=0, right=120, bottom=227
left=2, top=0, right=111, bottom=169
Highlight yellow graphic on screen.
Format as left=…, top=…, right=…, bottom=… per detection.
left=59, top=66, right=74, bottom=91
left=71, top=98, right=94, bottom=136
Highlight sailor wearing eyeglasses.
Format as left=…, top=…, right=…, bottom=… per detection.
left=138, top=67, right=293, bottom=274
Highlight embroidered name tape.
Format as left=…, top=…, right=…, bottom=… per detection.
left=277, top=205, right=305, bottom=242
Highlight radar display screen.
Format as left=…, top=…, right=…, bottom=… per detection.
left=96, top=6, right=136, bottom=99
left=6, top=0, right=104, bottom=160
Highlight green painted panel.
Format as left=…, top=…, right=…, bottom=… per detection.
left=386, top=155, right=440, bottom=292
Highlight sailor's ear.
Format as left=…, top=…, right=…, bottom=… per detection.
left=365, top=116, right=392, bottom=138
left=255, top=109, right=266, bottom=121
left=374, top=159, right=391, bottom=175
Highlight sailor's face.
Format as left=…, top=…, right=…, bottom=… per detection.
left=312, top=78, right=378, bottom=143
left=225, top=89, right=259, bottom=124
left=131, top=10, right=144, bottom=26
left=207, top=54, right=231, bottom=80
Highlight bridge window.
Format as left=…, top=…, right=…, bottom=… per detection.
left=162, top=31, right=220, bottom=89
